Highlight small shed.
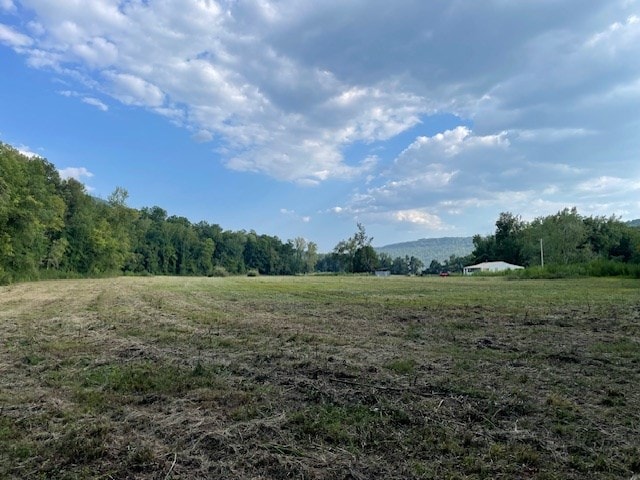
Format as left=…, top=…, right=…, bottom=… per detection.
left=463, top=261, right=524, bottom=275
left=374, top=269, right=391, bottom=277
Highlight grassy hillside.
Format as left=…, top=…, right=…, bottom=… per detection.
left=1, top=276, right=639, bottom=479
left=376, top=236, right=474, bottom=265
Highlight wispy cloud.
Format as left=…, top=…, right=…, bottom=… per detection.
left=59, top=90, right=108, bottom=111
left=280, top=208, right=312, bottom=223
left=0, top=23, right=32, bottom=47
left=81, top=97, right=108, bottom=111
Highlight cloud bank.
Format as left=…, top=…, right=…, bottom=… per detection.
left=2, top=0, right=639, bottom=234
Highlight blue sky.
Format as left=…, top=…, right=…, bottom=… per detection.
left=1, top=1, right=639, bottom=251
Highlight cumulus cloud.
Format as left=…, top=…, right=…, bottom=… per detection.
left=391, top=209, right=445, bottom=228
left=339, top=127, right=512, bottom=220
left=58, top=166, right=94, bottom=181
left=103, top=72, right=165, bottom=107
left=192, top=130, right=213, bottom=143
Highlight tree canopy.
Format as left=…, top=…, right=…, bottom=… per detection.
left=471, top=208, right=640, bottom=267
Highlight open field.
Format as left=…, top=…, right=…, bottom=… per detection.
left=1, top=275, right=639, bottom=479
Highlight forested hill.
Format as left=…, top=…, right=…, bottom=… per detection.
left=375, top=237, right=474, bottom=266
left=627, top=219, right=640, bottom=227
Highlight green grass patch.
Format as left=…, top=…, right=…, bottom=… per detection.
left=80, top=361, right=225, bottom=395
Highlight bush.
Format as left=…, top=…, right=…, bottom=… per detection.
left=247, top=269, right=259, bottom=277
left=508, top=260, right=640, bottom=279
left=209, top=266, right=229, bottom=277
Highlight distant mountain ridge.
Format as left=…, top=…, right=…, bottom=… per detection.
left=375, top=236, right=474, bottom=266
left=627, top=219, right=640, bottom=227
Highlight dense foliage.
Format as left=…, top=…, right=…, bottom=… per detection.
left=0, top=143, right=317, bottom=283
left=471, top=209, right=640, bottom=270
left=315, top=223, right=425, bottom=275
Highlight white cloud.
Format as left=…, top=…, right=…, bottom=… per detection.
left=577, top=176, right=640, bottom=195
left=72, top=37, right=118, bottom=67
left=586, top=14, right=640, bottom=49
left=81, top=97, right=108, bottom=111
left=392, top=209, right=445, bottom=228
left=16, top=144, right=41, bottom=158
left=58, top=167, right=94, bottom=181
left=192, top=130, right=213, bottom=143
left=58, top=90, right=108, bottom=111
left=0, top=23, right=32, bottom=47
left=512, top=128, right=596, bottom=142
left=280, top=208, right=311, bottom=223
left=394, top=127, right=509, bottom=171
left=104, top=72, right=165, bottom=107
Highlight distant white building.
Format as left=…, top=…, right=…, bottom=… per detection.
left=463, top=261, right=524, bottom=275
left=374, top=269, right=391, bottom=277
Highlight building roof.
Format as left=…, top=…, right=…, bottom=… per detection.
left=464, top=261, right=524, bottom=270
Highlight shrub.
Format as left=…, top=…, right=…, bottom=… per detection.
left=209, top=266, right=229, bottom=277
left=508, top=259, right=640, bottom=279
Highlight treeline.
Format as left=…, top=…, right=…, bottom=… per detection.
left=470, top=209, right=640, bottom=269
left=0, top=143, right=317, bottom=283
left=316, top=223, right=425, bottom=275
left=3, top=141, right=639, bottom=282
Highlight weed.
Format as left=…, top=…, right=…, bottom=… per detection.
left=385, top=358, right=416, bottom=374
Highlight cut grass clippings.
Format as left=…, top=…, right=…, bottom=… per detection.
left=0, top=275, right=639, bottom=479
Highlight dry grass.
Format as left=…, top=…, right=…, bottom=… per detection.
left=1, top=275, right=639, bottom=479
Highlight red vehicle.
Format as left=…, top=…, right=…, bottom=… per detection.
left=439, top=271, right=450, bottom=277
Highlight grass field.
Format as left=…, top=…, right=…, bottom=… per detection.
left=1, top=275, right=639, bottom=479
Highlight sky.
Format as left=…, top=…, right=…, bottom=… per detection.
left=1, top=1, right=639, bottom=252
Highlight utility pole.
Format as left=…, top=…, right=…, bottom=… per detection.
left=540, top=238, right=544, bottom=267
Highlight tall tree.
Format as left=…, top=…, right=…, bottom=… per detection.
left=494, top=212, right=525, bottom=265
left=333, top=223, right=377, bottom=273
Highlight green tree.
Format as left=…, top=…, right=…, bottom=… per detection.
left=471, top=234, right=496, bottom=263
left=391, top=256, right=409, bottom=275
left=354, top=244, right=378, bottom=273
left=408, top=256, right=424, bottom=275
left=494, top=212, right=525, bottom=265
left=377, top=253, right=393, bottom=270
left=305, top=241, right=318, bottom=273
left=0, top=144, right=66, bottom=280
left=333, top=223, right=376, bottom=273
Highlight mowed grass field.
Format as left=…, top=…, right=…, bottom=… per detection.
left=1, top=275, right=639, bottom=479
